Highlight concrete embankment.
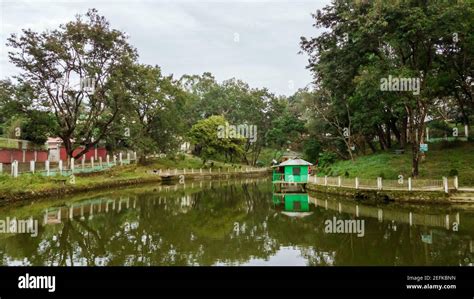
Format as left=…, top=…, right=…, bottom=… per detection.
left=306, top=183, right=474, bottom=204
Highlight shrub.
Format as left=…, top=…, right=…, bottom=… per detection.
left=449, top=169, right=458, bottom=176
left=318, top=152, right=338, bottom=168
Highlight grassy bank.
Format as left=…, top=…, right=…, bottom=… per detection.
left=317, top=141, right=474, bottom=186
left=0, top=155, right=259, bottom=202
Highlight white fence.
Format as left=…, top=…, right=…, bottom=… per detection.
left=311, top=175, right=458, bottom=193
left=152, top=167, right=268, bottom=175
left=0, top=151, right=137, bottom=178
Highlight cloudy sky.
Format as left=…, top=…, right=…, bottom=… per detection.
left=0, top=0, right=330, bottom=96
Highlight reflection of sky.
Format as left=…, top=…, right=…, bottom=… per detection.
left=215, top=246, right=308, bottom=266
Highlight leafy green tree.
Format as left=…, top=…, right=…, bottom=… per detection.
left=0, top=80, right=57, bottom=145
left=300, top=0, right=474, bottom=176
left=7, top=9, right=137, bottom=159
left=188, top=115, right=243, bottom=165
left=117, top=64, right=187, bottom=163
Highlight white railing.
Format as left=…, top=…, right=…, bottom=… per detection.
left=157, top=167, right=268, bottom=175
left=310, top=175, right=458, bottom=193
left=0, top=151, right=138, bottom=178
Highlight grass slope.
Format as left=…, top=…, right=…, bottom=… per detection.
left=317, top=141, right=474, bottom=186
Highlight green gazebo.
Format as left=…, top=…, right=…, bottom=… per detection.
left=272, top=158, right=313, bottom=192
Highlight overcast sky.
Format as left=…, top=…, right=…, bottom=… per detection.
left=0, top=0, right=330, bottom=96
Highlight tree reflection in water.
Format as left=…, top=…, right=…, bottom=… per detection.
left=0, top=178, right=472, bottom=266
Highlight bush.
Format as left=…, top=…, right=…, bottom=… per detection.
left=318, top=152, right=338, bottom=168
left=449, top=169, right=458, bottom=176
left=344, top=171, right=349, bottom=178
left=438, top=140, right=463, bottom=149
left=378, top=171, right=386, bottom=179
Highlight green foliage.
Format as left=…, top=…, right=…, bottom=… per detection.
left=188, top=116, right=244, bottom=164
left=303, top=138, right=322, bottom=163
left=300, top=0, right=474, bottom=176
left=318, top=152, right=338, bottom=168
left=267, top=110, right=306, bottom=149
left=317, top=142, right=474, bottom=185
left=7, top=9, right=137, bottom=159
left=449, top=169, right=458, bottom=177
left=0, top=80, right=57, bottom=145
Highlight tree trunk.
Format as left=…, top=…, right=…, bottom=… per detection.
left=366, top=136, right=377, bottom=154
left=401, top=116, right=408, bottom=148
left=377, top=127, right=387, bottom=150
left=385, top=123, right=392, bottom=149
left=389, top=118, right=401, bottom=145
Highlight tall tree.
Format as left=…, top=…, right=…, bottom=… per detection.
left=7, top=9, right=137, bottom=160
left=123, top=64, right=187, bottom=163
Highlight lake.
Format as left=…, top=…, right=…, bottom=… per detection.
left=0, top=177, right=473, bottom=266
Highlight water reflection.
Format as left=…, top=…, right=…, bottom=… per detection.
left=0, top=178, right=473, bottom=266
left=272, top=193, right=313, bottom=218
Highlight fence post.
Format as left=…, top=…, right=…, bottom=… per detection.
left=99, top=157, right=103, bottom=168
left=324, top=176, right=328, bottom=186
left=45, top=160, right=50, bottom=176
left=408, top=177, right=412, bottom=191
left=119, top=153, right=123, bottom=166
left=355, top=177, right=359, bottom=189
left=183, top=168, right=186, bottom=174
left=91, top=157, right=94, bottom=169
left=443, top=176, right=449, bottom=193
left=175, top=168, right=178, bottom=174
left=377, top=177, right=382, bottom=190
left=59, top=160, right=63, bottom=175
left=106, top=155, right=110, bottom=166
left=82, top=157, right=85, bottom=170
left=0, top=163, right=2, bottom=174
left=11, top=161, right=17, bottom=177
left=209, top=168, right=212, bottom=173
left=113, top=155, right=117, bottom=165
left=127, top=152, right=130, bottom=163
left=191, top=168, right=194, bottom=174
left=134, top=151, right=137, bottom=161
left=338, top=176, right=341, bottom=187
left=71, top=158, right=75, bottom=173
left=454, top=176, right=459, bottom=190
left=30, top=160, right=35, bottom=173
left=200, top=168, right=202, bottom=174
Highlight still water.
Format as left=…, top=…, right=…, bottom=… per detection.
left=0, top=178, right=473, bottom=266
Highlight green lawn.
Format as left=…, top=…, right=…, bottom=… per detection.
left=317, top=141, right=474, bottom=186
